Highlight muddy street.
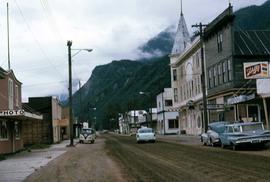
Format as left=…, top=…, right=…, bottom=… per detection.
left=25, top=134, right=270, bottom=182
left=105, top=134, right=270, bottom=182
left=25, top=138, right=125, bottom=182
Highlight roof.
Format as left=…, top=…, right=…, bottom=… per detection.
left=234, top=31, right=270, bottom=56
left=0, top=67, right=7, bottom=79
left=204, top=5, right=234, bottom=40
left=0, top=68, right=22, bottom=84
left=171, top=12, right=191, bottom=55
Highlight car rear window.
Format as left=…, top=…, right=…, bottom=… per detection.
left=82, top=129, right=93, bottom=134
left=139, top=129, right=153, bottom=133
left=242, top=123, right=263, bottom=132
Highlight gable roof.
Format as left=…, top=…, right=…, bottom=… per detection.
left=0, top=67, right=7, bottom=79
left=234, top=31, right=270, bottom=56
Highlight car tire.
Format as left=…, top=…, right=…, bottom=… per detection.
left=91, top=140, right=95, bottom=144
left=137, top=141, right=140, bottom=144
left=221, top=143, right=225, bottom=149
left=210, top=138, right=214, bottom=147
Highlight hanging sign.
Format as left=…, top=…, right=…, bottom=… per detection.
left=244, top=62, right=269, bottom=79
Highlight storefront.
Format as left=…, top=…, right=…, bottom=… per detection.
left=0, top=109, right=42, bottom=154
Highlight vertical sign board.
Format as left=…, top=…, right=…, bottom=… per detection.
left=244, top=62, right=269, bottom=79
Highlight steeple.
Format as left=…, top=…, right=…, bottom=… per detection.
left=171, top=0, right=190, bottom=55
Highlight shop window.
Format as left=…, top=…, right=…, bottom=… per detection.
left=168, top=119, right=179, bottom=129
left=15, top=122, right=21, bottom=139
left=248, top=105, right=259, bottom=122
left=0, top=120, right=8, bottom=140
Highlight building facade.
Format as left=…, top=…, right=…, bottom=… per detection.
left=204, top=5, right=270, bottom=126
left=24, top=96, right=69, bottom=145
left=0, top=67, right=42, bottom=154
left=156, top=88, right=179, bottom=135
left=170, top=37, right=203, bottom=135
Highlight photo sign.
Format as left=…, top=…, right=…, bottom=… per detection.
left=244, top=62, right=269, bottom=79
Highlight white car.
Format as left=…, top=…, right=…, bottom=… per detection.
left=79, top=128, right=96, bottom=144
left=136, top=127, right=156, bottom=143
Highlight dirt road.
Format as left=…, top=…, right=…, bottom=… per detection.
left=25, top=134, right=270, bottom=182
left=25, top=138, right=125, bottom=182
left=105, top=134, right=270, bottom=182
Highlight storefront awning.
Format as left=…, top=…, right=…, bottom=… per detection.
left=0, top=109, right=43, bottom=120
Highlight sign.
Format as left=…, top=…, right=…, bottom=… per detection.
left=0, top=110, right=25, bottom=116
left=244, top=62, right=269, bottom=79
left=257, top=79, right=270, bottom=98
left=227, top=94, right=255, bottom=105
left=199, top=104, right=224, bottom=110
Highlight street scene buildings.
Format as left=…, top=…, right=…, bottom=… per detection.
left=1, top=1, right=270, bottom=181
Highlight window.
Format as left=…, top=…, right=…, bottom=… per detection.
left=189, top=82, right=192, bottom=98
left=15, top=121, right=21, bottom=139
left=15, top=85, right=19, bottom=107
left=218, top=63, right=222, bottom=84
left=173, top=88, right=178, bottom=103
left=208, top=68, right=214, bottom=88
left=168, top=119, right=179, bottom=129
left=197, top=116, right=201, bottom=128
left=198, top=76, right=201, bottom=94
left=223, top=61, right=228, bottom=83
left=165, top=100, right=173, bottom=107
left=196, top=52, right=200, bottom=68
left=214, top=66, right=218, bottom=86
left=217, top=33, right=223, bottom=52
left=173, top=69, right=177, bottom=81
left=158, top=102, right=161, bottom=109
left=191, top=80, right=194, bottom=97
left=228, top=60, right=233, bottom=81
left=8, top=79, right=14, bottom=109
left=0, top=120, right=8, bottom=140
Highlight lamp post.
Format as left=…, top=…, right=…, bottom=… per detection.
left=67, top=40, right=92, bottom=147
left=139, top=91, right=152, bottom=128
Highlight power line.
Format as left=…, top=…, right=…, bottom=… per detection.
left=14, top=0, right=66, bottom=81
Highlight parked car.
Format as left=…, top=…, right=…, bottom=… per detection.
left=79, top=128, right=96, bottom=144
left=201, top=122, right=228, bottom=146
left=219, top=122, right=270, bottom=150
left=136, top=127, right=156, bottom=143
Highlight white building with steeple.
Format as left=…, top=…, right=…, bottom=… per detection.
left=169, top=1, right=203, bottom=135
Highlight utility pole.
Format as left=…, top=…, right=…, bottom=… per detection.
left=7, top=2, right=10, bottom=70
left=67, top=40, right=74, bottom=146
left=192, top=23, right=208, bottom=133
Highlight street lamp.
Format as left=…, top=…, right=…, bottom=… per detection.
left=139, top=91, right=152, bottom=128
left=67, top=40, right=93, bottom=147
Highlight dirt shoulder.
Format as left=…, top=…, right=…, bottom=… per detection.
left=25, top=138, right=125, bottom=182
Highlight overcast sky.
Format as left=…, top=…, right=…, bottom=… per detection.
left=0, top=0, right=267, bottom=101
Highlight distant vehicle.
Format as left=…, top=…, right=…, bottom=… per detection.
left=220, top=122, right=270, bottom=150
left=79, top=128, right=96, bottom=144
left=136, top=127, right=156, bottom=143
left=201, top=122, right=229, bottom=146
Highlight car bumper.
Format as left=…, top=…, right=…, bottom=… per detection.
left=235, top=137, right=270, bottom=145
